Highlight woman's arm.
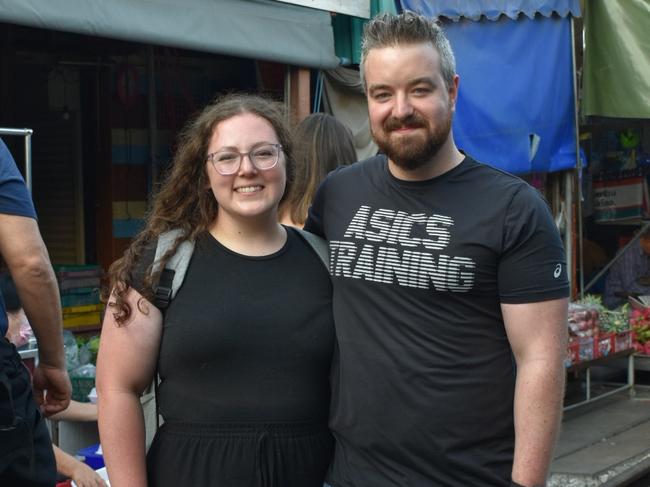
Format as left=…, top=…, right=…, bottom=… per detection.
left=49, top=400, right=98, bottom=422
left=96, top=288, right=163, bottom=487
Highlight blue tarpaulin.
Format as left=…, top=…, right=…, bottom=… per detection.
left=401, top=0, right=580, bottom=20
left=401, top=0, right=580, bottom=174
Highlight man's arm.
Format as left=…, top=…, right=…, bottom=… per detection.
left=502, top=297, right=568, bottom=487
left=0, top=213, right=71, bottom=415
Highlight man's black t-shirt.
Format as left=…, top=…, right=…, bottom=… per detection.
left=305, top=155, right=569, bottom=487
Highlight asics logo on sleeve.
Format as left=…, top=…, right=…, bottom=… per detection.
left=554, top=263, right=562, bottom=278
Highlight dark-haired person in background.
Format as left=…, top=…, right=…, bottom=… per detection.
left=604, top=226, right=650, bottom=309
left=280, top=113, right=357, bottom=228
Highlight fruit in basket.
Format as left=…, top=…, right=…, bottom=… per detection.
left=600, top=312, right=627, bottom=333
left=630, top=307, right=650, bottom=350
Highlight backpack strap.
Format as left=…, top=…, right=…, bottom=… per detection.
left=144, top=229, right=195, bottom=443
left=151, top=229, right=195, bottom=309
left=295, top=228, right=329, bottom=272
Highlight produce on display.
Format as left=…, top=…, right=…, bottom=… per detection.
left=565, top=295, right=633, bottom=367
left=630, top=306, right=650, bottom=354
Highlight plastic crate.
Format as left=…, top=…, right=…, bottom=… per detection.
left=70, top=376, right=95, bottom=403
left=60, top=287, right=100, bottom=308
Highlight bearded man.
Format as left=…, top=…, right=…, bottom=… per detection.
left=305, top=11, right=569, bottom=487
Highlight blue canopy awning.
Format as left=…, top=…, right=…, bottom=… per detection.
left=402, top=0, right=581, bottom=21
left=401, top=0, right=581, bottom=174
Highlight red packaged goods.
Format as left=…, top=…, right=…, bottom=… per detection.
left=594, top=333, right=614, bottom=358
left=565, top=338, right=580, bottom=367
left=578, top=336, right=594, bottom=362
left=614, top=330, right=633, bottom=353
left=568, top=303, right=599, bottom=337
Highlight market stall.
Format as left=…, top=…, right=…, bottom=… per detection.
left=399, top=0, right=650, bottom=406
left=564, top=296, right=638, bottom=409
left=577, top=0, right=650, bottom=302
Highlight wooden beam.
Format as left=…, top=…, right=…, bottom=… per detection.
left=287, top=66, right=311, bottom=126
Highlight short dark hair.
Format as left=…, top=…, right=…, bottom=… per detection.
left=360, top=11, right=456, bottom=91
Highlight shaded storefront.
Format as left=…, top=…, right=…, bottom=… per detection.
left=0, top=0, right=339, bottom=272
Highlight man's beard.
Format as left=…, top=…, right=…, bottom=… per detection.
left=373, top=111, right=452, bottom=171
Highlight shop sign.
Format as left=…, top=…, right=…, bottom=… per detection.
left=274, top=0, right=370, bottom=18
left=593, top=177, right=650, bottom=223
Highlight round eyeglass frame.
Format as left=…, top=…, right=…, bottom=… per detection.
left=206, top=143, right=283, bottom=176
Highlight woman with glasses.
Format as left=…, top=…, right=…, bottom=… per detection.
left=96, top=94, right=334, bottom=487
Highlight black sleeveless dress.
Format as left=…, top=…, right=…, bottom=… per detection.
left=142, top=229, right=335, bottom=487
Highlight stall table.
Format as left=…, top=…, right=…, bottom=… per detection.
left=564, top=349, right=635, bottom=411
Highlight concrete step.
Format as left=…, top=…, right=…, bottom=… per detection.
left=550, top=391, right=650, bottom=486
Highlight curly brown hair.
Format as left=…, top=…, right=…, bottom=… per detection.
left=106, top=93, right=294, bottom=324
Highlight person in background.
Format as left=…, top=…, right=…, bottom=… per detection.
left=279, top=113, right=357, bottom=228
left=0, top=138, right=71, bottom=486
left=97, top=94, right=334, bottom=487
left=50, top=401, right=107, bottom=487
left=604, top=226, right=650, bottom=309
left=305, top=12, right=569, bottom=487
left=2, top=273, right=105, bottom=487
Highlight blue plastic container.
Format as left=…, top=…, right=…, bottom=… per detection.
left=76, top=444, right=104, bottom=470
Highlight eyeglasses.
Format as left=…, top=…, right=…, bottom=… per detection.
left=207, top=143, right=283, bottom=175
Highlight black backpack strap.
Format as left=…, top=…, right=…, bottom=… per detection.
left=295, top=228, right=329, bottom=272
left=153, top=268, right=175, bottom=309
left=151, top=229, right=195, bottom=309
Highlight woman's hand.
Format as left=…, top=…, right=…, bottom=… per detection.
left=70, top=461, right=108, bottom=487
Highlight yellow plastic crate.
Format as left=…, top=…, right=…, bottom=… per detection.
left=62, top=303, right=104, bottom=315
left=62, top=311, right=101, bottom=329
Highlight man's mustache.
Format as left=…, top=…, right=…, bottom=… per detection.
left=383, top=114, right=428, bottom=132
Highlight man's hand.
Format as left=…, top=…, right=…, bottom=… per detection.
left=31, top=363, right=71, bottom=416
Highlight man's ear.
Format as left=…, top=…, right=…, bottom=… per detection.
left=449, top=74, right=460, bottom=112
left=447, top=74, right=460, bottom=112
